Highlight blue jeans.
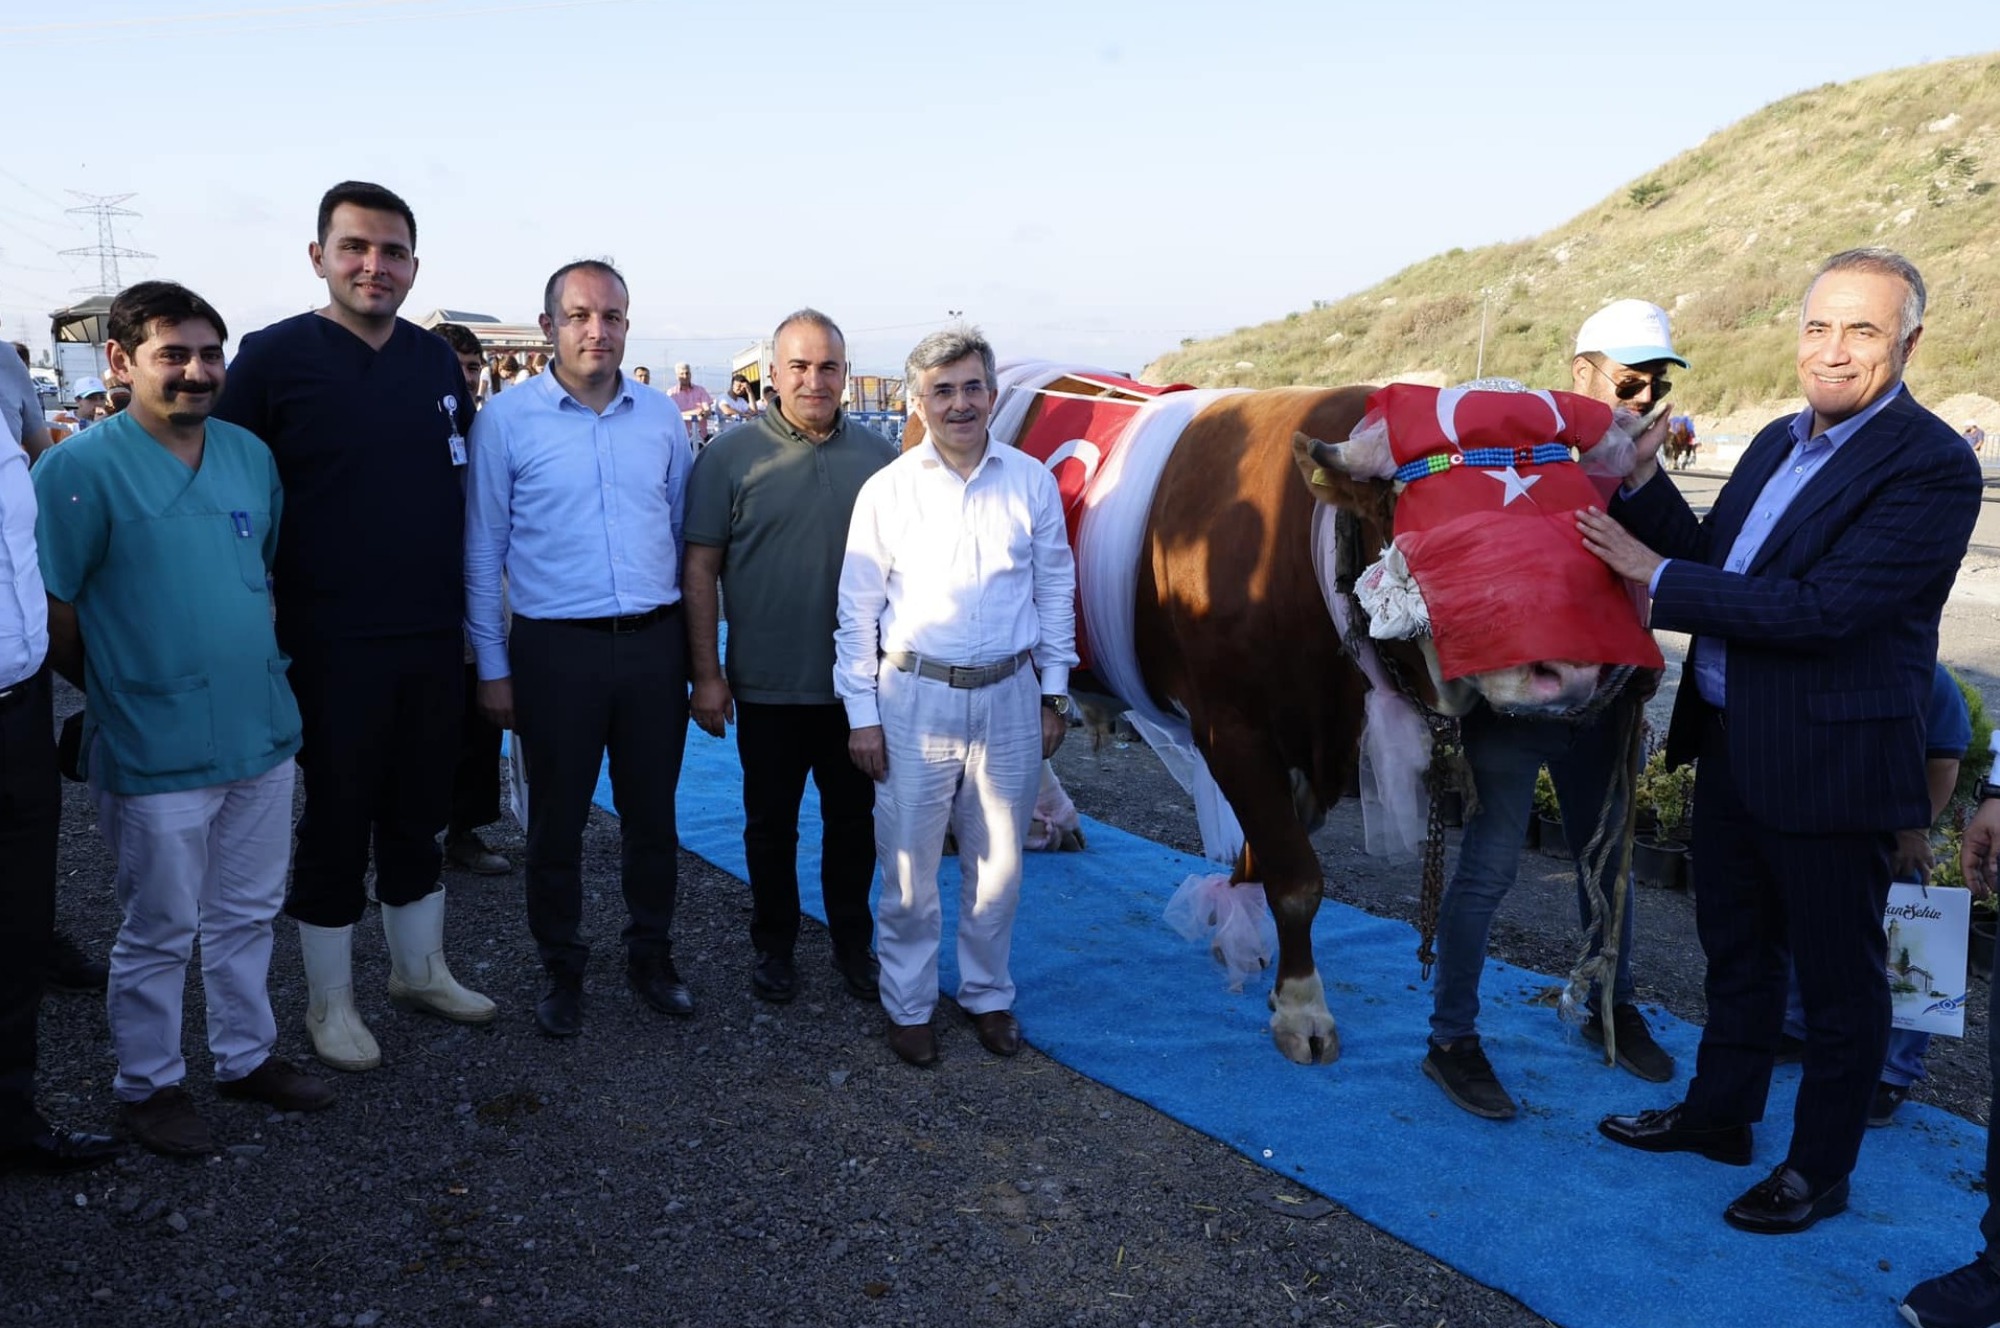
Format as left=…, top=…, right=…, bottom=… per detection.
left=1429, top=696, right=1639, bottom=1044
left=1782, top=962, right=1930, bottom=1087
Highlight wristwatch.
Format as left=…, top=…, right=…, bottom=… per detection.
left=1980, top=782, right=2000, bottom=803
left=1041, top=694, right=1072, bottom=717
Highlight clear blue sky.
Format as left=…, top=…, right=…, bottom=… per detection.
left=0, top=1, right=1991, bottom=382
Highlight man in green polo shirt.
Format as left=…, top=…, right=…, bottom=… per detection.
left=684, top=309, right=898, bottom=1004
left=34, top=281, right=334, bottom=1158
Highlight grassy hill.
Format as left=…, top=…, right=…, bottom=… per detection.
left=1145, top=53, right=2000, bottom=420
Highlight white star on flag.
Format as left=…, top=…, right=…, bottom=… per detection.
left=1485, top=466, right=1542, bottom=506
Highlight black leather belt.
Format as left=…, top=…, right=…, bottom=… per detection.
left=887, top=649, right=1032, bottom=689
left=557, top=603, right=678, bottom=634
left=0, top=668, right=43, bottom=709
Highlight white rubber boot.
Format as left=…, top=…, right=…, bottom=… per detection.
left=382, top=892, right=497, bottom=1024
left=297, top=922, right=381, bottom=1072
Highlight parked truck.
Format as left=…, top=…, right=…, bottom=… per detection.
left=51, top=295, right=114, bottom=406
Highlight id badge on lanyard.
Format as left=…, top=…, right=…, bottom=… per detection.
left=442, top=394, right=467, bottom=466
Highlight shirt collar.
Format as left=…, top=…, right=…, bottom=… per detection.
left=548, top=366, right=637, bottom=416
left=913, top=435, right=998, bottom=478
left=1788, top=381, right=1904, bottom=451
left=770, top=404, right=846, bottom=446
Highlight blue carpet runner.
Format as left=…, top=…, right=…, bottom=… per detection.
left=587, top=730, right=1985, bottom=1328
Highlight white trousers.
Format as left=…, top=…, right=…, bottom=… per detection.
left=873, top=663, right=1041, bottom=1025
left=91, top=759, right=296, bottom=1100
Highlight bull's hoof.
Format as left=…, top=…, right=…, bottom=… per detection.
left=1057, top=827, right=1086, bottom=852
left=1268, top=971, right=1340, bottom=1065
left=1273, top=1023, right=1341, bottom=1065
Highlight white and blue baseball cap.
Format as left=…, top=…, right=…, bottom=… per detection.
left=1574, top=300, right=1688, bottom=369
left=73, top=376, right=107, bottom=399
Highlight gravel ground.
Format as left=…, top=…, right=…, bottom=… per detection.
left=4, top=637, right=1991, bottom=1327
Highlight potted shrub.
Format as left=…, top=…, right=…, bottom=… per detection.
left=1534, top=766, right=1567, bottom=858
left=1949, top=667, right=1993, bottom=810
left=1632, top=751, right=1694, bottom=890
left=1973, top=897, right=1997, bottom=982
left=1934, top=820, right=1994, bottom=979
left=1432, top=734, right=1466, bottom=829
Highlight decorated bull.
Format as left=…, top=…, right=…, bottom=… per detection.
left=908, top=364, right=1660, bottom=1064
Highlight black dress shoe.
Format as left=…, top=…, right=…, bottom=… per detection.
left=535, top=977, right=584, bottom=1038
left=1723, top=1164, right=1849, bottom=1234
left=0, top=1129, right=125, bottom=1175
left=216, top=1056, right=336, bottom=1112
left=887, top=1021, right=938, bottom=1067
left=628, top=957, right=695, bottom=1017
left=121, top=1086, right=214, bottom=1158
left=1597, top=1102, right=1753, bottom=1165
left=972, top=1009, right=1023, bottom=1057
left=750, top=952, right=797, bottom=1004
left=831, top=948, right=880, bottom=1000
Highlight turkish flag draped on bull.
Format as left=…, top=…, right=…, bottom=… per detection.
left=1344, top=382, right=1664, bottom=681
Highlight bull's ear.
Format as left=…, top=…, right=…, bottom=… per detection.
left=1292, top=431, right=1348, bottom=497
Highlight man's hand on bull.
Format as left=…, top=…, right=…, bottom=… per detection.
left=849, top=725, right=888, bottom=782
left=1041, top=706, right=1067, bottom=760
left=1576, top=506, right=1665, bottom=587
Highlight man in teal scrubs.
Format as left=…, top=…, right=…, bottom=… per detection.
left=34, top=281, right=335, bottom=1158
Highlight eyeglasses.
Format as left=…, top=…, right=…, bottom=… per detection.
left=924, top=381, right=990, bottom=406
left=1588, top=359, right=1670, bottom=401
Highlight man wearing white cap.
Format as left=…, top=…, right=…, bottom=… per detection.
left=668, top=362, right=714, bottom=450
left=1419, top=299, right=1685, bottom=1121
left=69, top=377, right=110, bottom=431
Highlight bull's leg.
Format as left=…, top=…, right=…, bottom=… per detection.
left=1203, top=725, right=1339, bottom=1065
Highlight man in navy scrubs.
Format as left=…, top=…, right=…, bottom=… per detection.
left=216, top=181, right=494, bottom=1074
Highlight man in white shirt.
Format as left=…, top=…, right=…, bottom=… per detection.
left=834, top=326, right=1077, bottom=1068
left=0, top=340, right=121, bottom=1174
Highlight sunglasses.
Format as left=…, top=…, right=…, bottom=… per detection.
left=1589, top=360, right=1671, bottom=401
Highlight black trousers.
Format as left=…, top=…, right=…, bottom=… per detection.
left=736, top=700, right=876, bottom=961
left=510, top=610, right=688, bottom=978
left=282, top=630, right=464, bottom=927
left=1684, top=712, right=1894, bottom=1189
left=0, top=668, right=57, bottom=1144
left=450, top=662, right=503, bottom=836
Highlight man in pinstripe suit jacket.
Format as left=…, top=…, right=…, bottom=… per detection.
left=1576, top=248, right=1984, bottom=1235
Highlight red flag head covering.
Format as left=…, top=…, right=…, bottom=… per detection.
left=1357, top=382, right=1663, bottom=682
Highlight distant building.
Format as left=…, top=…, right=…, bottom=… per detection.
left=415, top=308, right=550, bottom=355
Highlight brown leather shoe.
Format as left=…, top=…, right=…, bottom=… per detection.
left=972, top=1009, right=1023, bottom=1057
left=886, top=1021, right=938, bottom=1067
left=216, top=1056, right=337, bottom=1113
left=121, top=1086, right=215, bottom=1158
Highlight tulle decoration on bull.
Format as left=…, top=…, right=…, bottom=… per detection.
left=1306, top=380, right=1664, bottom=1036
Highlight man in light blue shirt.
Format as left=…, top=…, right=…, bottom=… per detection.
left=465, top=259, right=694, bottom=1038
left=1669, top=380, right=1905, bottom=712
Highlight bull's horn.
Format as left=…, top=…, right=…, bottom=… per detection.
left=1297, top=433, right=1351, bottom=487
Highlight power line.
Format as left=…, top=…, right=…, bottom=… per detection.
left=0, top=164, right=73, bottom=213
left=59, top=192, right=153, bottom=295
